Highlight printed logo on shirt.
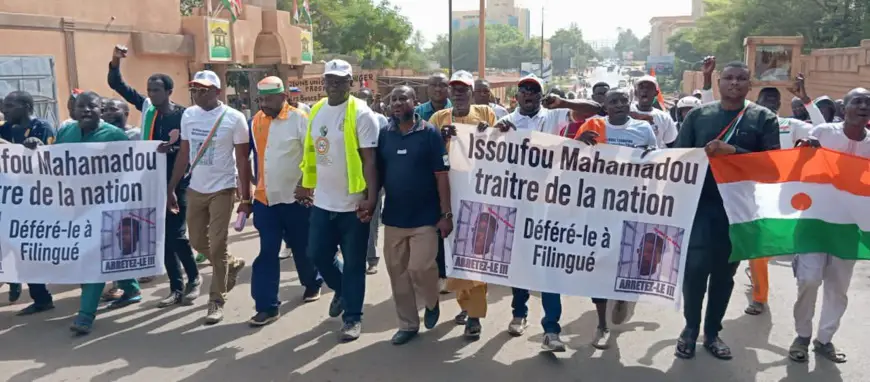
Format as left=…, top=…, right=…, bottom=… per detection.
left=319, top=125, right=328, bottom=136
left=315, top=136, right=330, bottom=155
left=442, top=154, right=449, bottom=166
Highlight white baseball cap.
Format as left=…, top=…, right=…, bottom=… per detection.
left=636, top=75, right=658, bottom=87
left=677, top=96, right=702, bottom=109
left=449, top=70, right=474, bottom=87
left=324, top=59, right=353, bottom=77
left=190, top=70, right=221, bottom=89
left=517, top=74, right=544, bottom=90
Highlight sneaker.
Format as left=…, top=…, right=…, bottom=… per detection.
left=365, top=264, right=378, bottom=275
left=107, top=292, right=143, bottom=310
left=69, top=314, right=94, bottom=335
left=592, top=327, right=612, bottom=350
left=439, top=278, right=449, bottom=294
left=424, top=303, right=440, bottom=330
left=303, top=286, right=322, bottom=303
left=279, top=248, right=293, bottom=260
left=507, top=317, right=528, bottom=336
left=328, top=294, right=344, bottom=318
left=101, top=287, right=124, bottom=301
left=391, top=329, right=418, bottom=345
left=340, top=321, right=362, bottom=342
left=195, top=253, right=208, bottom=264
left=454, top=310, right=468, bottom=325
left=182, top=276, right=202, bottom=305
left=204, top=302, right=224, bottom=325
left=226, top=258, right=246, bottom=292
left=464, top=318, right=482, bottom=339
left=249, top=310, right=280, bottom=327
left=8, top=283, right=21, bottom=303
left=157, top=291, right=183, bottom=308
left=16, top=302, right=55, bottom=316
left=542, top=332, right=567, bottom=352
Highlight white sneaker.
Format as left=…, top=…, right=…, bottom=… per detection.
left=592, top=327, right=611, bottom=350
left=439, top=278, right=449, bottom=294
left=542, top=333, right=566, bottom=352
left=507, top=317, right=528, bottom=336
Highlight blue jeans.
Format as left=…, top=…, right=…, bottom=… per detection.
left=511, top=288, right=562, bottom=334
left=252, top=201, right=322, bottom=313
left=308, top=206, right=369, bottom=323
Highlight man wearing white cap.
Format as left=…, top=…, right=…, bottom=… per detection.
left=168, top=70, right=252, bottom=324
left=493, top=73, right=600, bottom=352
left=247, top=76, right=322, bottom=327
left=297, top=59, right=380, bottom=342
left=630, top=75, right=678, bottom=147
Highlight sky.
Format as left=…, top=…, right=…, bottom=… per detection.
left=389, top=0, right=692, bottom=46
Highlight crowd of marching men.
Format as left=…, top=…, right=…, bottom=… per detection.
left=0, top=46, right=868, bottom=365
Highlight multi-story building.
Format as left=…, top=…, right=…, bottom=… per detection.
left=648, top=0, right=705, bottom=58
left=452, top=0, right=531, bottom=39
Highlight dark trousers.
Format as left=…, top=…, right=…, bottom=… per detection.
left=682, top=247, right=739, bottom=339
left=252, top=201, right=321, bottom=312
left=308, top=206, right=368, bottom=323
left=165, top=186, right=200, bottom=292
left=436, top=234, right=446, bottom=278
left=511, top=288, right=562, bottom=334
left=13, top=284, right=52, bottom=305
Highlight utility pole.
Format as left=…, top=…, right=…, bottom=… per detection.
left=477, top=0, right=486, bottom=79
left=540, top=6, right=544, bottom=79
left=448, top=0, right=453, bottom=76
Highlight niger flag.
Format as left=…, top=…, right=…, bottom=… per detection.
left=573, top=118, right=607, bottom=142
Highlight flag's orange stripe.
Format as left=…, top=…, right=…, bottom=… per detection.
left=710, top=147, right=870, bottom=197
left=573, top=118, right=607, bottom=142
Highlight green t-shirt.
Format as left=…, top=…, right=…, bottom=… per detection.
left=56, top=121, right=130, bottom=143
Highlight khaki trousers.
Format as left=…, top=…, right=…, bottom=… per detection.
left=187, top=188, right=238, bottom=303
left=383, top=225, right=440, bottom=330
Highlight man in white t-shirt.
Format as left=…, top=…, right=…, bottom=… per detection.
left=630, top=75, right=678, bottom=146
left=297, top=60, right=380, bottom=342
left=788, top=87, right=870, bottom=364
left=169, top=70, right=252, bottom=325
left=492, top=74, right=600, bottom=353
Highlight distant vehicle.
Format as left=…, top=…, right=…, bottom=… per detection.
left=607, top=65, right=615, bottom=72
left=618, top=80, right=628, bottom=88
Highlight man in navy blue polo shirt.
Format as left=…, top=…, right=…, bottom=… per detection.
left=377, top=85, right=453, bottom=345
left=0, top=90, right=56, bottom=312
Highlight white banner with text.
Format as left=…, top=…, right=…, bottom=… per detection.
left=445, top=124, right=709, bottom=305
left=0, top=141, right=167, bottom=283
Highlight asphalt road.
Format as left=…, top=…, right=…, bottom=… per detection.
left=0, top=218, right=868, bottom=382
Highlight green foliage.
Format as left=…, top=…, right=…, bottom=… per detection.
left=636, top=34, right=651, bottom=61
left=427, top=24, right=543, bottom=71
left=180, top=0, right=202, bottom=16
left=275, top=0, right=425, bottom=69
left=614, top=28, right=641, bottom=59
left=549, top=23, right=596, bottom=74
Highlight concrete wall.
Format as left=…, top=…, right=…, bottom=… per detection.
left=682, top=39, right=870, bottom=115
left=3, top=0, right=182, bottom=34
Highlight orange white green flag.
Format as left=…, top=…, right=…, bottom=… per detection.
left=221, top=0, right=243, bottom=22
left=710, top=147, right=870, bottom=261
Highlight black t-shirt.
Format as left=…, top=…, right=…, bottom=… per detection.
left=0, top=118, right=56, bottom=144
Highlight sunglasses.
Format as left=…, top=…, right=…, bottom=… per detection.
left=189, top=87, right=213, bottom=95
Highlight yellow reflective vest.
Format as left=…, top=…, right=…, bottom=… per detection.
left=300, top=96, right=367, bottom=193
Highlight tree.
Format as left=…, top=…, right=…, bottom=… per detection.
left=180, top=0, right=202, bottom=16
left=548, top=23, right=596, bottom=74
left=276, top=0, right=419, bottom=68
left=636, top=34, right=650, bottom=61
left=614, top=28, right=641, bottom=59
left=427, top=24, right=543, bottom=71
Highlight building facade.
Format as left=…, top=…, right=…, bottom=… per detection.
left=647, top=0, right=705, bottom=58
left=0, top=0, right=309, bottom=124
left=451, top=0, right=531, bottom=39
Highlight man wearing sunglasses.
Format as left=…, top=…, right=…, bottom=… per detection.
left=168, top=70, right=253, bottom=325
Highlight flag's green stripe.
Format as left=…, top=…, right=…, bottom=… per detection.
left=729, top=218, right=870, bottom=261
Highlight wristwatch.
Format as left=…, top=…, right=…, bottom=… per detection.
left=441, top=211, right=454, bottom=220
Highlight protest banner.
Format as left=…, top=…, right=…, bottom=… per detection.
left=286, top=71, right=378, bottom=104
left=0, top=141, right=166, bottom=284
left=445, top=124, right=708, bottom=305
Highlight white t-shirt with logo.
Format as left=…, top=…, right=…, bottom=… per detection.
left=180, top=103, right=249, bottom=194
left=630, top=104, right=678, bottom=146
left=310, top=99, right=379, bottom=212
left=778, top=117, right=813, bottom=149
left=602, top=117, right=658, bottom=148
left=809, top=123, right=870, bottom=158
left=497, top=107, right=572, bottom=135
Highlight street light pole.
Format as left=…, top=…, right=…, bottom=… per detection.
left=478, top=0, right=486, bottom=79
left=448, top=0, right=453, bottom=76
left=540, top=6, right=544, bottom=79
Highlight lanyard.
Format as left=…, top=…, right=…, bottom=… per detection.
left=714, top=101, right=749, bottom=143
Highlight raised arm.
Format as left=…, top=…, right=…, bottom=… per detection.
left=107, top=45, right=147, bottom=111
